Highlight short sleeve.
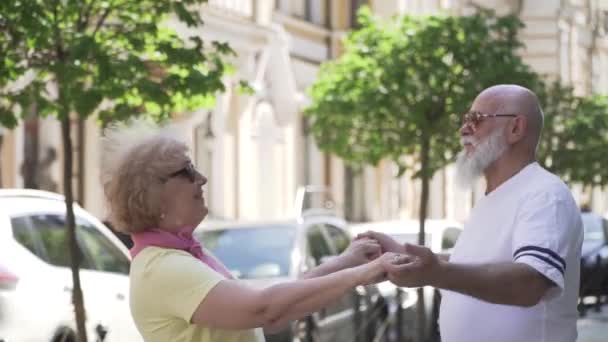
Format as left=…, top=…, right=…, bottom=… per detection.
left=511, top=190, right=579, bottom=300
left=140, top=250, right=225, bottom=322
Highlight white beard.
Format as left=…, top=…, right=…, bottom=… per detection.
left=455, top=128, right=508, bottom=190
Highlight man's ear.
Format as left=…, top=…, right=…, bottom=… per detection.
left=507, top=116, right=526, bottom=144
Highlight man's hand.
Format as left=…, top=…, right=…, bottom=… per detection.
left=340, top=237, right=382, bottom=268
left=356, top=230, right=405, bottom=254
left=381, top=243, right=443, bottom=287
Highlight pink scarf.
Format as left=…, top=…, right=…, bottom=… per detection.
left=130, top=227, right=233, bottom=279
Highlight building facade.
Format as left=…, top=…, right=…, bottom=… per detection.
left=353, top=0, right=608, bottom=223
left=1, top=0, right=607, bottom=223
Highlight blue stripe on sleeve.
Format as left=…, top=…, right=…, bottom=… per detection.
left=513, top=252, right=565, bottom=275
left=513, top=245, right=566, bottom=270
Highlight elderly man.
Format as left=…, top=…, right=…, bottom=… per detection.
left=363, top=85, right=583, bottom=342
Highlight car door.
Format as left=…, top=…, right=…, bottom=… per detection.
left=9, top=215, right=77, bottom=339
left=305, top=224, right=355, bottom=342
left=20, top=213, right=139, bottom=341
left=73, top=215, right=140, bottom=342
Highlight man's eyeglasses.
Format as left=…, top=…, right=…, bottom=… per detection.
left=461, top=111, right=517, bottom=128
left=164, top=162, right=198, bottom=183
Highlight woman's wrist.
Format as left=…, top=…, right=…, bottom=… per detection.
left=350, top=263, right=374, bottom=286
left=337, top=252, right=359, bottom=269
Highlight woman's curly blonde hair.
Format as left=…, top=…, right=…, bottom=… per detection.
left=101, top=118, right=190, bottom=234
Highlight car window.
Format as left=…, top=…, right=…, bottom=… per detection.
left=76, top=217, right=130, bottom=275
left=324, top=224, right=350, bottom=254
left=389, top=233, right=431, bottom=247
left=200, top=225, right=296, bottom=279
left=307, top=224, right=333, bottom=265
left=12, top=214, right=129, bottom=274
left=583, top=215, right=604, bottom=241
left=441, top=227, right=462, bottom=250
left=27, top=214, right=95, bottom=269
left=11, top=216, right=41, bottom=256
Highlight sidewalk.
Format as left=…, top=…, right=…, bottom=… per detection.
left=577, top=305, right=608, bottom=342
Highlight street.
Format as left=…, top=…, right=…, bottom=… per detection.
left=577, top=306, right=608, bottom=342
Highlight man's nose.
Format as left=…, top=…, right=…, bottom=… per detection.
left=460, top=122, right=474, bottom=136
left=196, top=173, right=207, bottom=185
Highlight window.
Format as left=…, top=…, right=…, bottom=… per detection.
left=307, top=0, right=329, bottom=27
left=12, top=213, right=129, bottom=275
left=76, top=218, right=130, bottom=275
left=11, top=216, right=41, bottom=257
left=350, top=0, right=368, bottom=28
left=441, top=227, right=462, bottom=251
left=199, top=225, right=296, bottom=279
left=325, top=224, right=350, bottom=254
left=29, top=214, right=90, bottom=269
left=307, top=224, right=333, bottom=265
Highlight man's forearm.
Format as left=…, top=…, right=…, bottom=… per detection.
left=431, top=261, right=550, bottom=307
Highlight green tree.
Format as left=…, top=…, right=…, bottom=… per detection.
left=0, top=1, right=235, bottom=340
left=537, top=81, right=608, bottom=190
left=305, top=7, right=541, bottom=341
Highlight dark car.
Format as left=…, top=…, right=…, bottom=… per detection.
left=195, top=214, right=387, bottom=342
left=579, top=212, right=608, bottom=314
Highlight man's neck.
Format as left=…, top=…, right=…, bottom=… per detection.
left=484, top=154, right=535, bottom=194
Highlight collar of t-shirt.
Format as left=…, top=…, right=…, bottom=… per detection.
left=130, top=227, right=233, bottom=279
left=481, top=161, right=539, bottom=200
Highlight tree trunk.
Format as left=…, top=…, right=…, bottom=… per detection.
left=344, top=165, right=355, bottom=221
left=0, top=133, right=3, bottom=187
left=416, top=135, right=431, bottom=342
left=61, top=115, right=88, bottom=342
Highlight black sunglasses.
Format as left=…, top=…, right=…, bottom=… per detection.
left=164, top=162, right=197, bottom=183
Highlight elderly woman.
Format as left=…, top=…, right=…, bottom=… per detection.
left=101, top=120, right=389, bottom=342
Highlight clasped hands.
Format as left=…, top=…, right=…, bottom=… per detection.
left=341, top=230, right=443, bottom=287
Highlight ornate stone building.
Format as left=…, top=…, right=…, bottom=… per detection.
left=1, top=0, right=606, bottom=221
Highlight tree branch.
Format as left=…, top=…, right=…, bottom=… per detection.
left=52, top=0, right=64, bottom=61
left=91, top=3, right=117, bottom=39
left=78, top=0, right=97, bottom=31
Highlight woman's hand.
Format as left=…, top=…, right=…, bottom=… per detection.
left=356, top=230, right=405, bottom=254
left=354, top=252, right=401, bottom=285
left=340, top=237, right=382, bottom=268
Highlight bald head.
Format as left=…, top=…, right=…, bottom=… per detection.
left=473, top=84, right=543, bottom=154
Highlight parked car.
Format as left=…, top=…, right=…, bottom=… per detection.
left=579, top=211, right=608, bottom=314
left=581, top=212, right=608, bottom=265
left=349, top=219, right=463, bottom=341
left=195, top=212, right=387, bottom=342
left=0, top=189, right=142, bottom=342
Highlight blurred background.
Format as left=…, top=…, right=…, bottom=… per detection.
left=1, top=1, right=608, bottom=342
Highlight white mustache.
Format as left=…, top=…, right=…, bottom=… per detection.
left=460, top=137, right=478, bottom=146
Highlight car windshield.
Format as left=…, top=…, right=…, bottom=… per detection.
left=389, top=233, right=432, bottom=247
left=582, top=215, right=605, bottom=242
left=198, top=225, right=296, bottom=279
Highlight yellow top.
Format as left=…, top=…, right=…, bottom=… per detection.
left=129, top=246, right=263, bottom=342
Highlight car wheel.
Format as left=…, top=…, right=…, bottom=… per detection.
left=52, top=328, right=76, bottom=342
left=289, top=316, right=320, bottom=342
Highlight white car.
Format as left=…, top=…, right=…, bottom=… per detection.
left=0, top=189, right=142, bottom=342
left=349, top=219, right=463, bottom=341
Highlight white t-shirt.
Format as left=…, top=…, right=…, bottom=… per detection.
left=439, top=162, right=583, bottom=342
